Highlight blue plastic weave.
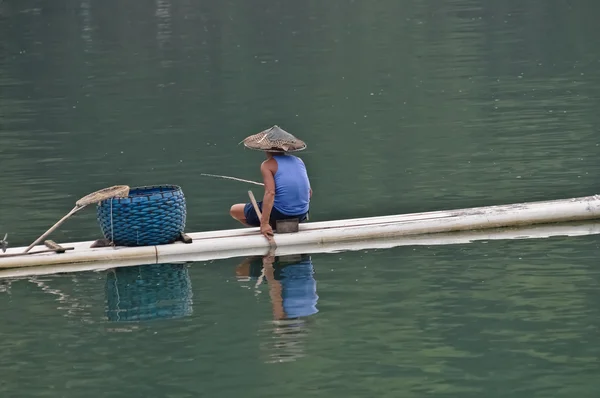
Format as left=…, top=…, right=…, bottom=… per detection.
left=105, top=263, right=193, bottom=322
left=96, top=185, right=186, bottom=247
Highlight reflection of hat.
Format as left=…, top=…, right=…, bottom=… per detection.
left=242, top=125, right=306, bottom=153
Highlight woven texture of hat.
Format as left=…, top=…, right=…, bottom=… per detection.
left=243, top=125, right=306, bottom=152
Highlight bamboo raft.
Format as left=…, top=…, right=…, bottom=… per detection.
left=1, top=195, right=600, bottom=274
left=0, top=221, right=599, bottom=280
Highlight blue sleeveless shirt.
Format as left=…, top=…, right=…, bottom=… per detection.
left=272, top=155, right=310, bottom=216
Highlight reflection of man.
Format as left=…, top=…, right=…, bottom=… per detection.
left=236, top=254, right=318, bottom=363
left=236, top=254, right=318, bottom=320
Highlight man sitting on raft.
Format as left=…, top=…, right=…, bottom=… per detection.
left=230, top=125, right=312, bottom=240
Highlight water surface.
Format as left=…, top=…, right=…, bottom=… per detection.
left=1, top=0, right=600, bottom=396
left=1, top=234, right=600, bottom=397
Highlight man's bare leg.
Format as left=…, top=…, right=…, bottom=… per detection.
left=230, top=204, right=252, bottom=226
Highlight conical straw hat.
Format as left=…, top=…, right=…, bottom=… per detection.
left=242, top=125, right=306, bottom=152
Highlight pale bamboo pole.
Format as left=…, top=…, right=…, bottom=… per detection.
left=201, top=173, right=264, bottom=186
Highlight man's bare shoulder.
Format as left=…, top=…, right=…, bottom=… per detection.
left=261, top=158, right=277, bottom=171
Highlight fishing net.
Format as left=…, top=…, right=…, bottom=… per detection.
left=242, top=125, right=306, bottom=152
left=76, top=185, right=130, bottom=207
left=23, top=185, right=131, bottom=253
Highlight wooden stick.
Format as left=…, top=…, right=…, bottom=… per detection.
left=44, top=240, right=66, bottom=253
left=248, top=190, right=262, bottom=219
left=1, top=247, right=75, bottom=258
left=201, top=173, right=264, bottom=186
left=248, top=190, right=276, bottom=247
left=23, top=206, right=85, bottom=253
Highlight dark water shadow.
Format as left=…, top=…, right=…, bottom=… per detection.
left=235, top=253, right=318, bottom=363
left=105, top=263, right=194, bottom=322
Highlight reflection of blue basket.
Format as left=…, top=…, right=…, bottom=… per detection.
left=97, top=185, right=186, bottom=246
left=105, top=263, right=193, bottom=322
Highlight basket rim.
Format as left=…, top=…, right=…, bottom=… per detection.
left=97, top=184, right=183, bottom=203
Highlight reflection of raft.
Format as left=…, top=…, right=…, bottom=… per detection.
left=105, top=263, right=193, bottom=322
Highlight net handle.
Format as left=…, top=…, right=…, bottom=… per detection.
left=23, top=185, right=130, bottom=253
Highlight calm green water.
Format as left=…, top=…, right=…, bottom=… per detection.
left=1, top=0, right=600, bottom=396
left=1, top=237, right=600, bottom=397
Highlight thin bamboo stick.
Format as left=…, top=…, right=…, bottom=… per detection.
left=200, top=173, right=264, bottom=186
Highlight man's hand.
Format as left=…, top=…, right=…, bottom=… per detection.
left=260, top=223, right=274, bottom=241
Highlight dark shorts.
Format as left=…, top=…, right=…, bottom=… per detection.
left=244, top=201, right=308, bottom=228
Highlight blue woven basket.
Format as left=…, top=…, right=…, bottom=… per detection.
left=96, top=184, right=186, bottom=247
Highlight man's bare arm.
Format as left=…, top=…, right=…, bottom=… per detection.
left=260, top=160, right=276, bottom=228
